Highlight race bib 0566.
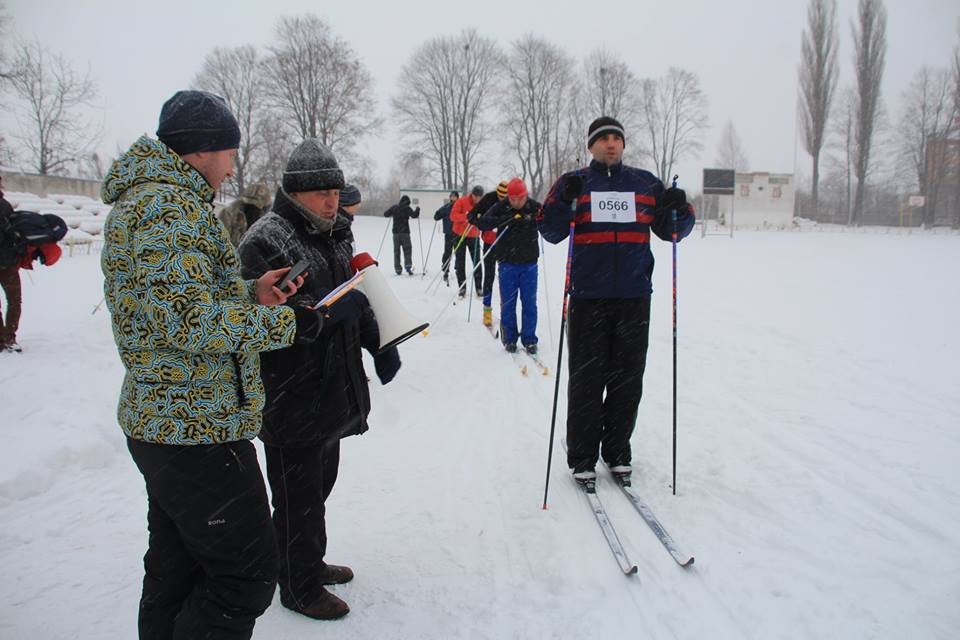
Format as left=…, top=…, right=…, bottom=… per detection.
left=590, top=191, right=634, bottom=223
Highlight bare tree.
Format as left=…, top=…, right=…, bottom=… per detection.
left=7, top=40, right=100, bottom=175
left=501, top=34, right=578, bottom=199
left=827, top=86, right=857, bottom=224
left=896, top=67, right=956, bottom=226
left=850, top=0, right=887, bottom=226
left=192, top=45, right=264, bottom=196
left=244, top=112, right=296, bottom=195
left=581, top=50, right=643, bottom=133
left=263, top=14, right=380, bottom=157
left=715, top=119, right=749, bottom=171
left=637, top=67, right=709, bottom=182
left=951, top=27, right=960, bottom=228
left=799, top=0, right=839, bottom=218
left=393, top=29, right=501, bottom=192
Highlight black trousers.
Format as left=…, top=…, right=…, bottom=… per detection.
left=393, top=232, right=413, bottom=273
left=126, top=438, right=279, bottom=640
left=263, top=440, right=341, bottom=609
left=481, top=242, right=496, bottom=304
left=565, top=297, right=651, bottom=473
left=440, top=233, right=455, bottom=275
left=455, top=237, right=482, bottom=295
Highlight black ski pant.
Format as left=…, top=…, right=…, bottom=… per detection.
left=126, top=438, right=279, bottom=640
left=440, top=233, right=456, bottom=276
left=263, top=440, right=341, bottom=609
left=393, top=232, right=413, bottom=273
left=565, top=296, right=651, bottom=474
left=481, top=242, right=496, bottom=305
left=454, top=237, right=482, bottom=295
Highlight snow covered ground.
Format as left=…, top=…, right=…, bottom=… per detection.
left=1, top=217, right=958, bottom=639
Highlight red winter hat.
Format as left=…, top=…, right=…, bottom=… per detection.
left=507, top=178, right=527, bottom=198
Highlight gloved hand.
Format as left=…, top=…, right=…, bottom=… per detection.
left=373, top=346, right=401, bottom=384
left=292, top=305, right=323, bottom=344
left=317, top=289, right=369, bottom=327
left=658, top=187, right=687, bottom=213
left=560, top=176, right=583, bottom=203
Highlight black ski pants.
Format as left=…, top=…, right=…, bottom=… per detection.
left=481, top=242, right=496, bottom=305
left=393, top=232, right=413, bottom=273
left=565, top=297, right=651, bottom=474
left=440, top=233, right=455, bottom=275
left=126, top=438, right=279, bottom=640
left=263, top=440, right=341, bottom=609
left=455, top=236, right=482, bottom=295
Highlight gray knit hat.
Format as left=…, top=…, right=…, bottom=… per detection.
left=282, top=139, right=345, bottom=193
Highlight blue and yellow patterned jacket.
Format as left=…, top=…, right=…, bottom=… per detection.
left=100, top=136, right=297, bottom=445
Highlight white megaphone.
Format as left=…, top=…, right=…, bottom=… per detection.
left=349, top=253, right=428, bottom=353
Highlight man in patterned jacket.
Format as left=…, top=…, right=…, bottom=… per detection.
left=101, top=90, right=324, bottom=640
left=539, top=116, right=695, bottom=489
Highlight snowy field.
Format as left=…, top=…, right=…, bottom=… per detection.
left=1, top=217, right=958, bottom=639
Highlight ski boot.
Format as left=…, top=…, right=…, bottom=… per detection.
left=609, top=465, right=632, bottom=487
left=572, top=469, right=597, bottom=493
left=482, top=306, right=493, bottom=327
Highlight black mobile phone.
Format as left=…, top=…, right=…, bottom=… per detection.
left=276, top=258, right=310, bottom=292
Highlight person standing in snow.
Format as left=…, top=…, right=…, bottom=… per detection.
left=449, top=185, right=484, bottom=298
left=538, top=116, right=695, bottom=487
left=467, top=180, right=507, bottom=327
left=0, top=177, right=22, bottom=353
left=337, top=183, right=362, bottom=254
left=383, top=194, right=419, bottom=275
left=217, top=182, right=272, bottom=247
left=100, top=90, right=318, bottom=640
left=433, top=190, right=458, bottom=285
left=239, top=139, right=402, bottom=621
left=476, top=178, right=541, bottom=353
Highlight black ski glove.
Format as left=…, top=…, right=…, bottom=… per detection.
left=560, top=176, right=583, bottom=203
left=373, top=346, right=401, bottom=384
left=658, top=187, right=688, bottom=213
left=292, top=305, right=323, bottom=344
left=317, top=289, right=369, bottom=328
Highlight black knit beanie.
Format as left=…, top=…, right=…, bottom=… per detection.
left=587, top=116, right=626, bottom=149
left=156, top=90, right=241, bottom=156
left=282, top=139, right=345, bottom=193
left=339, top=183, right=361, bottom=206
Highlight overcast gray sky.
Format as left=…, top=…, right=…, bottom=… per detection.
left=5, top=0, right=959, bottom=192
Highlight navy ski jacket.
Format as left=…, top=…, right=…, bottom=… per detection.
left=539, top=160, right=695, bottom=299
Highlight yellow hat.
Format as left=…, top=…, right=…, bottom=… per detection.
left=496, top=181, right=509, bottom=199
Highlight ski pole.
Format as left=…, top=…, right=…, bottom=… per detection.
left=425, top=225, right=472, bottom=294
left=671, top=174, right=679, bottom=496
left=375, top=216, right=390, bottom=261
left=539, top=235, right=554, bottom=344
left=91, top=296, right=106, bottom=315
left=422, top=220, right=438, bottom=279
left=542, top=214, right=576, bottom=510
left=416, top=213, right=426, bottom=275
left=427, top=227, right=509, bottom=329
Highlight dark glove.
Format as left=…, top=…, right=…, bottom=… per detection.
left=658, top=187, right=687, bottom=213
left=292, top=305, right=323, bottom=344
left=373, top=346, right=401, bottom=384
left=317, top=289, right=369, bottom=327
left=560, top=176, right=583, bottom=203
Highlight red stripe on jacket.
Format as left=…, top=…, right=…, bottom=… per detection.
left=573, top=231, right=650, bottom=245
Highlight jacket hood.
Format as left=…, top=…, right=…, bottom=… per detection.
left=399, top=195, right=411, bottom=206
left=101, top=136, right=215, bottom=205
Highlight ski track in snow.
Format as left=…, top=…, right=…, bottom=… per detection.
left=1, top=221, right=958, bottom=639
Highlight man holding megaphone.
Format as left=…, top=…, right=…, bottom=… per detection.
left=239, top=139, right=401, bottom=622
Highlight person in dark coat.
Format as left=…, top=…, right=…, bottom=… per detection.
left=239, top=139, right=402, bottom=622
left=476, top=178, right=541, bottom=352
left=433, top=190, right=458, bottom=285
left=467, top=180, right=507, bottom=326
left=337, top=183, right=362, bottom=253
left=383, top=194, right=419, bottom=275
left=539, top=116, right=695, bottom=487
left=0, top=176, right=22, bottom=353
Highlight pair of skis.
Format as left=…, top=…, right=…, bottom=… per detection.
left=486, top=316, right=549, bottom=376
left=566, top=452, right=694, bottom=575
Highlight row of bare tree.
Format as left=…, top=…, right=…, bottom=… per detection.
left=393, top=32, right=709, bottom=199
left=798, top=0, right=960, bottom=227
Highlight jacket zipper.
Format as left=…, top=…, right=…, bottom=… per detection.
left=231, top=354, right=246, bottom=409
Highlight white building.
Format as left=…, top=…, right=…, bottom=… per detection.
left=727, top=172, right=795, bottom=228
